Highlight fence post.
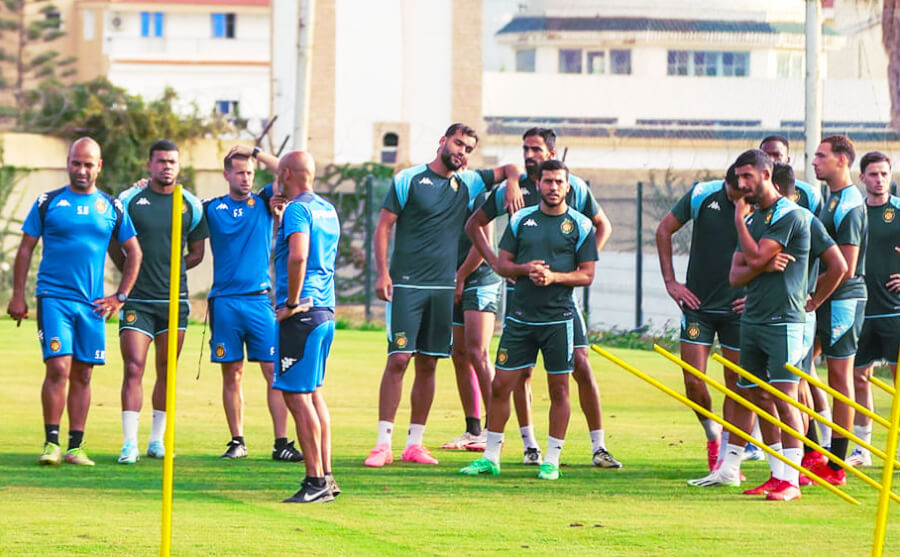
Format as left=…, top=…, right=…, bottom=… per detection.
left=635, top=181, right=643, bottom=329
left=364, top=174, right=374, bottom=323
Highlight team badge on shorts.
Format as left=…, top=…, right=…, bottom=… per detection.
left=247, top=197, right=256, bottom=208
left=884, top=206, right=896, bottom=223
left=94, top=198, right=108, bottom=213
left=498, top=348, right=508, bottom=364
left=560, top=218, right=574, bottom=235
left=49, top=337, right=61, bottom=353
left=686, top=323, right=701, bottom=340
left=215, top=344, right=226, bottom=358
left=394, top=332, right=408, bottom=349
left=124, top=310, right=137, bottom=324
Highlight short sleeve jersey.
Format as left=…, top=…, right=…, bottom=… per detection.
left=804, top=209, right=837, bottom=295
left=480, top=173, right=600, bottom=222
left=382, top=165, right=494, bottom=287
left=818, top=185, right=867, bottom=300
left=792, top=179, right=825, bottom=215
left=22, top=186, right=136, bottom=304
left=739, top=197, right=810, bottom=325
left=864, top=197, right=900, bottom=316
left=119, top=185, right=209, bottom=301
left=456, top=189, right=500, bottom=288
left=499, top=206, right=598, bottom=323
left=670, top=180, right=743, bottom=312
left=204, top=192, right=273, bottom=297
left=274, top=192, right=341, bottom=308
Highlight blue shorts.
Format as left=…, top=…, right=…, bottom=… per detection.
left=274, top=308, right=335, bottom=394
left=36, top=297, right=106, bottom=364
left=209, top=294, right=276, bottom=363
left=452, top=282, right=501, bottom=326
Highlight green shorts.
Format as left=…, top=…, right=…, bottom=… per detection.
left=680, top=309, right=741, bottom=351
left=119, top=300, right=189, bottom=338
left=856, top=315, right=900, bottom=368
left=738, top=322, right=806, bottom=387
left=387, top=286, right=453, bottom=357
left=815, top=298, right=866, bottom=359
left=451, top=282, right=501, bottom=326
left=496, top=317, right=574, bottom=374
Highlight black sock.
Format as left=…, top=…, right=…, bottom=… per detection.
left=307, top=476, right=326, bottom=488
left=232, top=436, right=245, bottom=446
left=274, top=437, right=288, bottom=450
left=804, top=422, right=819, bottom=453
left=68, top=430, right=84, bottom=450
left=829, top=437, right=849, bottom=469
left=465, top=416, right=482, bottom=436
left=45, top=424, right=59, bottom=445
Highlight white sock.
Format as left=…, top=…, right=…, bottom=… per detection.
left=148, top=410, right=166, bottom=444
left=544, top=436, right=565, bottom=466
left=751, top=420, right=762, bottom=443
left=484, top=431, right=504, bottom=465
left=520, top=425, right=539, bottom=450
left=767, top=443, right=784, bottom=480
left=720, top=443, right=743, bottom=477
left=122, top=411, right=139, bottom=445
left=376, top=420, right=393, bottom=446
left=405, top=423, right=425, bottom=448
left=589, top=429, right=605, bottom=453
left=716, top=430, right=730, bottom=467
left=701, top=419, right=721, bottom=442
left=818, top=408, right=833, bottom=447
left=854, top=423, right=873, bottom=450
left=783, top=447, right=803, bottom=486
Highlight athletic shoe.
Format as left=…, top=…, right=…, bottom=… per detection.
left=117, top=442, right=140, bottom=464
left=687, top=468, right=740, bottom=487
left=273, top=441, right=304, bottom=462
left=765, top=480, right=802, bottom=501
left=799, top=473, right=813, bottom=487
left=809, top=463, right=847, bottom=486
left=282, top=478, right=334, bottom=504
left=464, top=432, right=487, bottom=452
left=537, top=462, right=560, bottom=480
left=363, top=443, right=393, bottom=467
left=441, top=432, right=484, bottom=450
left=592, top=447, right=623, bottom=469
left=147, top=440, right=165, bottom=459
left=459, top=457, right=500, bottom=476
left=801, top=450, right=827, bottom=470
left=522, top=447, right=543, bottom=466
left=401, top=444, right=439, bottom=465
left=742, top=475, right=780, bottom=495
left=38, top=442, right=62, bottom=465
left=325, top=473, right=341, bottom=497
left=221, top=440, right=248, bottom=459
left=64, top=445, right=95, bottom=466
left=742, top=443, right=765, bottom=461
left=846, top=448, right=872, bottom=467
left=706, top=438, right=720, bottom=470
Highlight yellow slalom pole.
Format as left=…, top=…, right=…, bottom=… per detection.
left=657, top=346, right=900, bottom=503
left=785, top=363, right=890, bottom=429
left=711, top=353, right=900, bottom=467
left=160, top=185, right=183, bottom=557
left=870, top=375, right=896, bottom=397
left=591, top=345, right=859, bottom=505
left=871, top=343, right=900, bottom=557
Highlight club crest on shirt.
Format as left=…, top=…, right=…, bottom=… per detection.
left=686, top=323, right=701, bottom=340
left=124, top=311, right=137, bottom=324
left=394, top=332, right=408, bottom=349
left=560, top=218, right=575, bottom=235
left=790, top=191, right=800, bottom=203
left=94, top=198, right=108, bottom=213
left=49, top=337, right=61, bottom=353
left=497, top=348, right=508, bottom=364
left=764, top=211, right=773, bottom=224
left=829, top=197, right=838, bottom=211
left=215, top=344, right=226, bottom=358
left=247, top=197, right=256, bottom=208
left=449, top=176, right=459, bottom=192
left=884, top=206, right=896, bottom=223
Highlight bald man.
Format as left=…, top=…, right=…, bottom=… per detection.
left=8, top=137, right=143, bottom=466
left=273, top=151, right=342, bottom=503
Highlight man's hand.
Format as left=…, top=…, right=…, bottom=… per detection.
left=454, top=279, right=464, bottom=305
left=131, top=177, right=150, bottom=190
left=504, top=181, right=524, bottom=214
left=887, top=273, right=900, bottom=294
left=376, top=273, right=393, bottom=302
left=664, top=279, right=700, bottom=310
left=765, top=252, right=796, bottom=272
left=733, top=195, right=752, bottom=221
left=276, top=303, right=310, bottom=323
left=92, top=295, right=124, bottom=321
left=731, top=296, right=746, bottom=315
left=7, top=296, right=27, bottom=325
left=269, top=179, right=287, bottom=218
left=529, top=264, right=554, bottom=287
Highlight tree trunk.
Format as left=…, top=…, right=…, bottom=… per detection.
left=883, top=0, right=900, bottom=129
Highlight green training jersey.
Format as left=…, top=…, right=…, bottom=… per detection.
left=456, top=189, right=500, bottom=288
left=383, top=165, right=494, bottom=287
left=480, top=173, right=599, bottom=222
left=119, top=185, right=209, bottom=301
left=499, top=205, right=597, bottom=323
left=739, top=197, right=810, bottom=325
left=818, top=185, right=868, bottom=300
left=804, top=209, right=836, bottom=295
left=864, top=197, right=900, bottom=316
left=670, top=180, right=744, bottom=313
left=791, top=179, right=825, bottom=215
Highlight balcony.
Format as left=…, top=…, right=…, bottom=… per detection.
left=106, top=36, right=270, bottom=64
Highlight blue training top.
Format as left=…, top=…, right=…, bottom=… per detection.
left=204, top=190, right=273, bottom=297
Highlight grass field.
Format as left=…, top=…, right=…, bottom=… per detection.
left=1, top=320, right=899, bottom=556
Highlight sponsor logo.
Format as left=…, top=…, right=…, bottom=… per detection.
left=94, top=198, right=108, bottom=213
left=49, top=337, right=61, bottom=353
left=686, top=323, right=701, bottom=340
left=281, top=357, right=297, bottom=370
left=449, top=176, right=459, bottom=192
left=136, top=197, right=151, bottom=206
left=419, top=177, right=433, bottom=185
left=523, top=218, right=538, bottom=227
left=215, top=344, right=226, bottom=359
left=270, top=346, right=275, bottom=356
left=56, top=199, right=71, bottom=207
left=522, top=189, right=531, bottom=196
left=498, top=348, right=508, bottom=364
left=114, top=199, right=124, bottom=213
left=247, top=197, right=255, bottom=208
left=707, top=201, right=721, bottom=211
left=215, top=202, right=229, bottom=210
left=884, top=206, right=896, bottom=223
left=560, top=218, right=575, bottom=234
left=394, top=332, right=408, bottom=349
left=124, top=311, right=137, bottom=324
left=38, top=329, right=44, bottom=343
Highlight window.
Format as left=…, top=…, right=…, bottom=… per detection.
left=667, top=50, right=689, bottom=75
left=610, top=49, right=631, bottom=75
left=515, top=49, right=535, bottom=72
left=140, top=12, right=164, bottom=37
left=212, top=13, right=236, bottom=39
left=776, top=51, right=803, bottom=78
left=216, top=100, right=239, bottom=115
left=44, top=8, right=61, bottom=30
left=586, top=51, right=606, bottom=74
left=558, top=49, right=582, bottom=74
left=381, top=133, right=399, bottom=164
left=667, top=50, right=748, bottom=77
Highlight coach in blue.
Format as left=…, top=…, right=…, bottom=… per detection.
left=8, top=137, right=142, bottom=467
left=273, top=151, right=341, bottom=504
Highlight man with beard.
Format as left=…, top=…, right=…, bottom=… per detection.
left=465, top=127, right=620, bottom=468
left=112, top=139, right=209, bottom=464
left=8, top=137, right=142, bottom=466
left=460, top=160, right=597, bottom=480
left=364, top=123, right=521, bottom=467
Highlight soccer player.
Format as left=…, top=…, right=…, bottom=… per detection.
left=849, top=152, right=899, bottom=467
left=112, top=139, right=209, bottom=464
left=204, top=145, right=303, bottom=461
left=272, top=151, right=341, bottom=504
left=465, top=127, right=620, bottom=468
left=7, top=137, right=142, bottom=466
left=363, top=123, right=521, bottom=467
left=460, top=159, right=597, bottom=480
left=809, top=135, right=868, bottom=484
left=690, top=149, right=810, bottom=502
left=656, top=165, right=745, bottom=471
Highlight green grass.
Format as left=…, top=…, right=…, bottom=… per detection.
left=1, top=320, right=899, bottom=555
